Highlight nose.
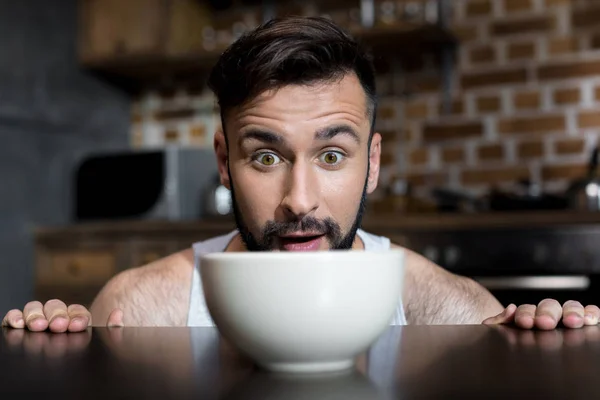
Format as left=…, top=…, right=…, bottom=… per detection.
left=280, top=161, right=319, bottom=220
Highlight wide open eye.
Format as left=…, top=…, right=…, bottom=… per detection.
left=319, top=151, right=344, bottom=166
left=254, top=152, right=281, bottom=166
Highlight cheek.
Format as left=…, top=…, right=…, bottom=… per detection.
left=319, top=167, right=366, bottom=223
left=232, top=167, right=285, bottom=226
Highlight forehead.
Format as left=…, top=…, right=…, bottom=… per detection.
left=225, top=74, right=371, bottom=136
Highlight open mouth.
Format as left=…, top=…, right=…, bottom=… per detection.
left=278, top=234, right=324, bottom=251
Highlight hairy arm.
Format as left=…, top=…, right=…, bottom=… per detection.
left=396, top=244, right=504, bottom=324
left=89, top=249, right=194, bottom=327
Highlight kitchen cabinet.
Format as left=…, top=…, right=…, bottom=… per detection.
left=77, top=0, right=456, bottom=95
left=34, top=219, right=234, bottom=307
left=79, top=0, right=166, bottom=63
left=35, top=237, right=123, bottom=307
left=36, top=246, right=119, bottom=307
left=34, top=211, right=600, bottom=308
left=78, top=0, right=213, bottom=90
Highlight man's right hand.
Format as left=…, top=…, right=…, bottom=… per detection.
left=1, top=300, right=123, bottom=333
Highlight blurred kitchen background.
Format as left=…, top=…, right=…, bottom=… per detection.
left=4, top=0, right=600, bottom=315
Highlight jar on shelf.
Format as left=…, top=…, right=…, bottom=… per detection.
left=424, top=0, right=439, bottom=24
left=377, top=0, right=397, bottom=26
left=348, top=7, right=363, bottom=30
left=201, top=26, right=217, bottom=51
left=397, top=0, right=424, bottom=23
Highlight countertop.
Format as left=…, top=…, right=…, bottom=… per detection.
left=34, top=210, right=600, bottom=239
left=3, top=325, right=600, bottom=399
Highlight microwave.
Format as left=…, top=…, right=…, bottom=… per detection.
left=74, top=147, right=219, bottom=221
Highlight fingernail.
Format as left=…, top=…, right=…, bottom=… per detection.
left=25, top=317, right=44, bottom=327
left=48, top=316, right=68, bottom=325
left=25, top=313, right=44, bottom=325
left=585, top=314, right=597, bottom=324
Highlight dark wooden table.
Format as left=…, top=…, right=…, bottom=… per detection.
left=1, top=325, right=600, bottom=399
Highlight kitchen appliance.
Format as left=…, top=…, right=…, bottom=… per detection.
left=488, top=180, right=569, bottom=211
left=399, top=225, right=600, bottom=307
left=431, top=187, right=487, bottom=213
left=74, top=147, right=219, bottom=221
left=203, top=173, right=232, bottom=217
left=567, top=146, right=600, bottom=211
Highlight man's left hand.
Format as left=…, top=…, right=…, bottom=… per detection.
left=482, top=299, right=600, bottom=330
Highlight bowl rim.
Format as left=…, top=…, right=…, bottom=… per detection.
left=200, top=248, right=405, bottom=261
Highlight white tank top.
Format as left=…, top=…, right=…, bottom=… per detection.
left=186, top=229, right=407, bottom=327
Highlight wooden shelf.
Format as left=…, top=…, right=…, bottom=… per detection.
left=362, top=211, right=600, bottom=232
left=35, top=211, right=600, bottom=241
left=351, top=23, right=456, bottom=53
left=82, top=22, right=456, bottom=94
left=82, top=51, right=223, bottom=94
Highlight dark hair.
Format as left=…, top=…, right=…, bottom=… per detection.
left=207, top=16, right=377, bottom=129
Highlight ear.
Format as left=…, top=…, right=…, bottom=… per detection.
left=367, top=132, right=382, bottom=194
left=213, top=128, right=231, bottom=190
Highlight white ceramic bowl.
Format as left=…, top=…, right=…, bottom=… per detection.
left=200, top=249, right=405, bottom=373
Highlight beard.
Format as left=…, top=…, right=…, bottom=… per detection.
left=228, top=168, right=369, bottom=252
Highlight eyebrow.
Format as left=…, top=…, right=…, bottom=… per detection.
left=238, top=124, right=361, bottom=146
left=314, top=124, right=361, bottom=144
left=238, top=129, right=284, bottom=145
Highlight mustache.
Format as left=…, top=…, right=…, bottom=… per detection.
left=262, top=217, right=341, bottom=239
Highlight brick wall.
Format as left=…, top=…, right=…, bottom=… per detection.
left=380, top=0, right=600, bottom=200
left=131, top=0, right=600, bottom=201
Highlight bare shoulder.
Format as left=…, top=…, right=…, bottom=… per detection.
left=390, top=241, right=459, bottom=302
left=390, top=242, right=456, bottom=280
left=90, top=248, right=195, bottom=327
left=390, top=242, right=503, bottom=324
left=390, top=242, right=432, bottom=267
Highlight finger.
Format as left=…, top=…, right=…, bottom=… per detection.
left=67, top=304, right=92, bottom=332
left=43, top=300, right=69, bottom=333
left=584, top=305, right=600, bottom=326
left=534, top=299, right=562, bottom=330
left=514, top=304, right=536, bottom=329
left=23, top=301, right=48, bottom=332
left=482, top=304, right=517, bottom=325
left=23, top=332, right=49, bottom=355
left=44, top=334, right=68, bottom=358
left=1, top=309, right=24, bottom=329
left=107, top=308, right=124, bottom=328
left=4, top=328, right=25, bottom=349
left=562, top=300, right=585, bottom=329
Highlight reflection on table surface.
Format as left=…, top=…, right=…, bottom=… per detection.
left=2, top=325, right=600, bottom=399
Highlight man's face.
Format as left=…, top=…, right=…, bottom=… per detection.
left=214, top=73, right=382, bottom=251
